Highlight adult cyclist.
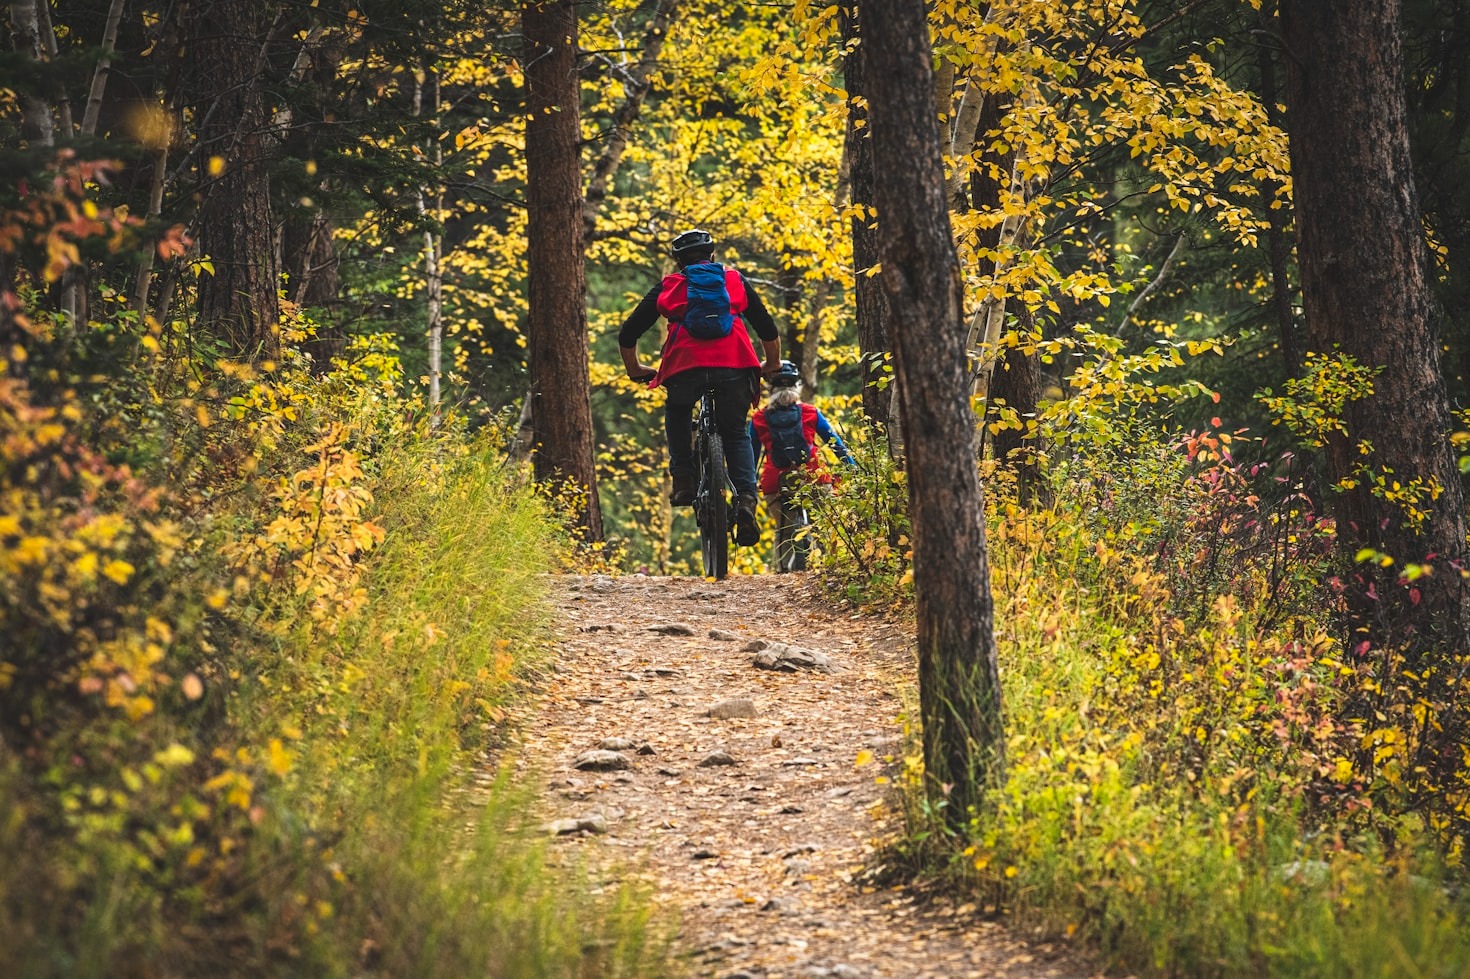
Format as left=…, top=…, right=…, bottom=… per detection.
left=618, top=229, right=782, bottom=548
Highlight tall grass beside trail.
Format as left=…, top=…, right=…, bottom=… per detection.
left=820, top=428, right=1470, bottom=978
left=243, top=441, right=670, bottom=978
left=0, top=299, right=671, bottom=976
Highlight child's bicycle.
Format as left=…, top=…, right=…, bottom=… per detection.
left=692, top=388, right=737, bottom=579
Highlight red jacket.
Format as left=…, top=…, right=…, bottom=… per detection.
left=652, top=267, right=762, bottom=385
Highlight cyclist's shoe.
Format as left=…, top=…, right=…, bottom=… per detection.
left=670, top=470, right=697, bottom=507
left=735, top=492, right=760, bottom=546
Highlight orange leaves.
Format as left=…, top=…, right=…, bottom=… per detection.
left=0, top=153, right=190, bottom=293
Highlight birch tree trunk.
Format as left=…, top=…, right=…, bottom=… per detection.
left=79, top=0, right=127, bottom=138
left=34, top=0, right=74, bottom=138
left=859, top=0, right=1005, bottom=824
left=413, top=71, right=444, bottom=422
left=10, top=0, right=54, bottom=147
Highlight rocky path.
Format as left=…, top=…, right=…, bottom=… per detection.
left=511, top=573, right=1097, bottom=979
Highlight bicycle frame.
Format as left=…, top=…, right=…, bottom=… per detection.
left=693, top=389, right=735, bottom=579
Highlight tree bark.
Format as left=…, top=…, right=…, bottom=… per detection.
left=966, top=89, right=1043, bottom=497
left=1256, top=0, right=1301, bottom=379
left=799, top=280, right=828, bottom=394
left=524, top=0, right=604, bottom=542
left=10, top=0, right=54, bottom=147
left=186, top=0, right=280, bottom=360
left=966, top=91, right=1028, bottom=404
left=838, top=3, right=898, bottom=446
left=34, top=0, right=74, bottom=138
left=282, top=209, right=345, bottom=372
left=1282, top=0, right=1470, bottom=652
left=988, top=304, right=1047, bottom=504
left=859, top=0, right=1005, bottom=823
left=80, top=0, right=127, bottom=138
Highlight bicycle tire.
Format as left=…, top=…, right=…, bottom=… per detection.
left=775, top=489, right=810, bottom=573
left=699, top=429, right=730, bottom=579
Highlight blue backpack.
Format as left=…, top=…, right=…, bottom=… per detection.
left=764, top=403, right=811, bottom=469
left=679, top=262, right=734, bottom=339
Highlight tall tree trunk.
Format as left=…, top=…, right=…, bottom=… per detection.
left=966, top=91, right=1028, bottom=404
left=10, top=0, right=53, bottom=147
left=186, top=0, right=280, bottom=360
left=799, top=280, right=828, bottom=394
left=859, top=0, right=1005, bottom=824
left=838, top=3, right=897, bottom=447
left=1282, top=0, right=1470, bottom=653
left=1256, top=0, right=1300, bottom=379
left=45, top=0, right=126, bottom=329
left=967, top=90, right=1043, bottom=496
left=413, top=70, right=444, bottom=421
left=524, top=0, right=604, bottom=542
left=80, top=0, right=127, bottom=138
left=987, top=303, right=1047, bottom=504
left=34, top=0, right=73, bottom=139
left=133, top=4, right=187, bottom=322
left=282, top=210, right=344, bottom=372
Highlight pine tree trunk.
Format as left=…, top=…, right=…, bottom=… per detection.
left=524, top=0, right=604, bottom=543
left=1282, top=0, right=1470, bottom=652
left=839, top=3, right=898, bottom=448
left=858, top=0, right=1005, bottom=823
left=1256, top=0, right=1301, bottom=379
left=282, top=210, right=344, bottom=373
left=186, top=0, right=280, bottom=360
left=989, top=305, right=1047, bottom=504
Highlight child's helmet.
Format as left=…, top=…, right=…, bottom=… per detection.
left=670, top=229, right=716, bottom=257
left=771, top=360, right=801, bottom=387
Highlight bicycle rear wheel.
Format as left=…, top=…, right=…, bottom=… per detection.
left=698, top=430, right=729, bottom=579
left=775, top=488, right=810, bottom=573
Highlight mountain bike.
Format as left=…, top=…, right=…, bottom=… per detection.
left=693, top=388, right=736, bottom=579
left=773, top=470, right=811, bottom=574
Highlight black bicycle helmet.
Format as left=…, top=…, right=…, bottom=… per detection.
left=771, top=359, right=801, bottom=387
left=670, top=228, right=716, bottom=258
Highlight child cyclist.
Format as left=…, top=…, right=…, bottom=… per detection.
left=749, top=361, right=855, bottom=571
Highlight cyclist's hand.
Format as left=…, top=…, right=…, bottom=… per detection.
left=626, top=365, right=657, bottom=383
left=760, top=358, right=782, bottom=377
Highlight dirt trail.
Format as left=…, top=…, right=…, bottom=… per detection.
left=512, top=573, right=1097, bottom=979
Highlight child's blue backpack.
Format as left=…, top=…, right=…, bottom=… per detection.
left=679, top=262, right=734, bottom=339
left=765, top=404, right=811, bottom=469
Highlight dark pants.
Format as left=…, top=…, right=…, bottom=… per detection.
left=663, top=367, right=758, bottom=497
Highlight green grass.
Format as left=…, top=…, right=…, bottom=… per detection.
left=1, top=435, right=674, bottom=978
left=859, top=459, right=1470, bottom=978
left=244, top=439, right=675, bottom=977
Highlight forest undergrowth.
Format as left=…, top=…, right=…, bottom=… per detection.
left=0, top=163, right=665, bottom=977
left=810, top=418, right=1470, bottom=978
